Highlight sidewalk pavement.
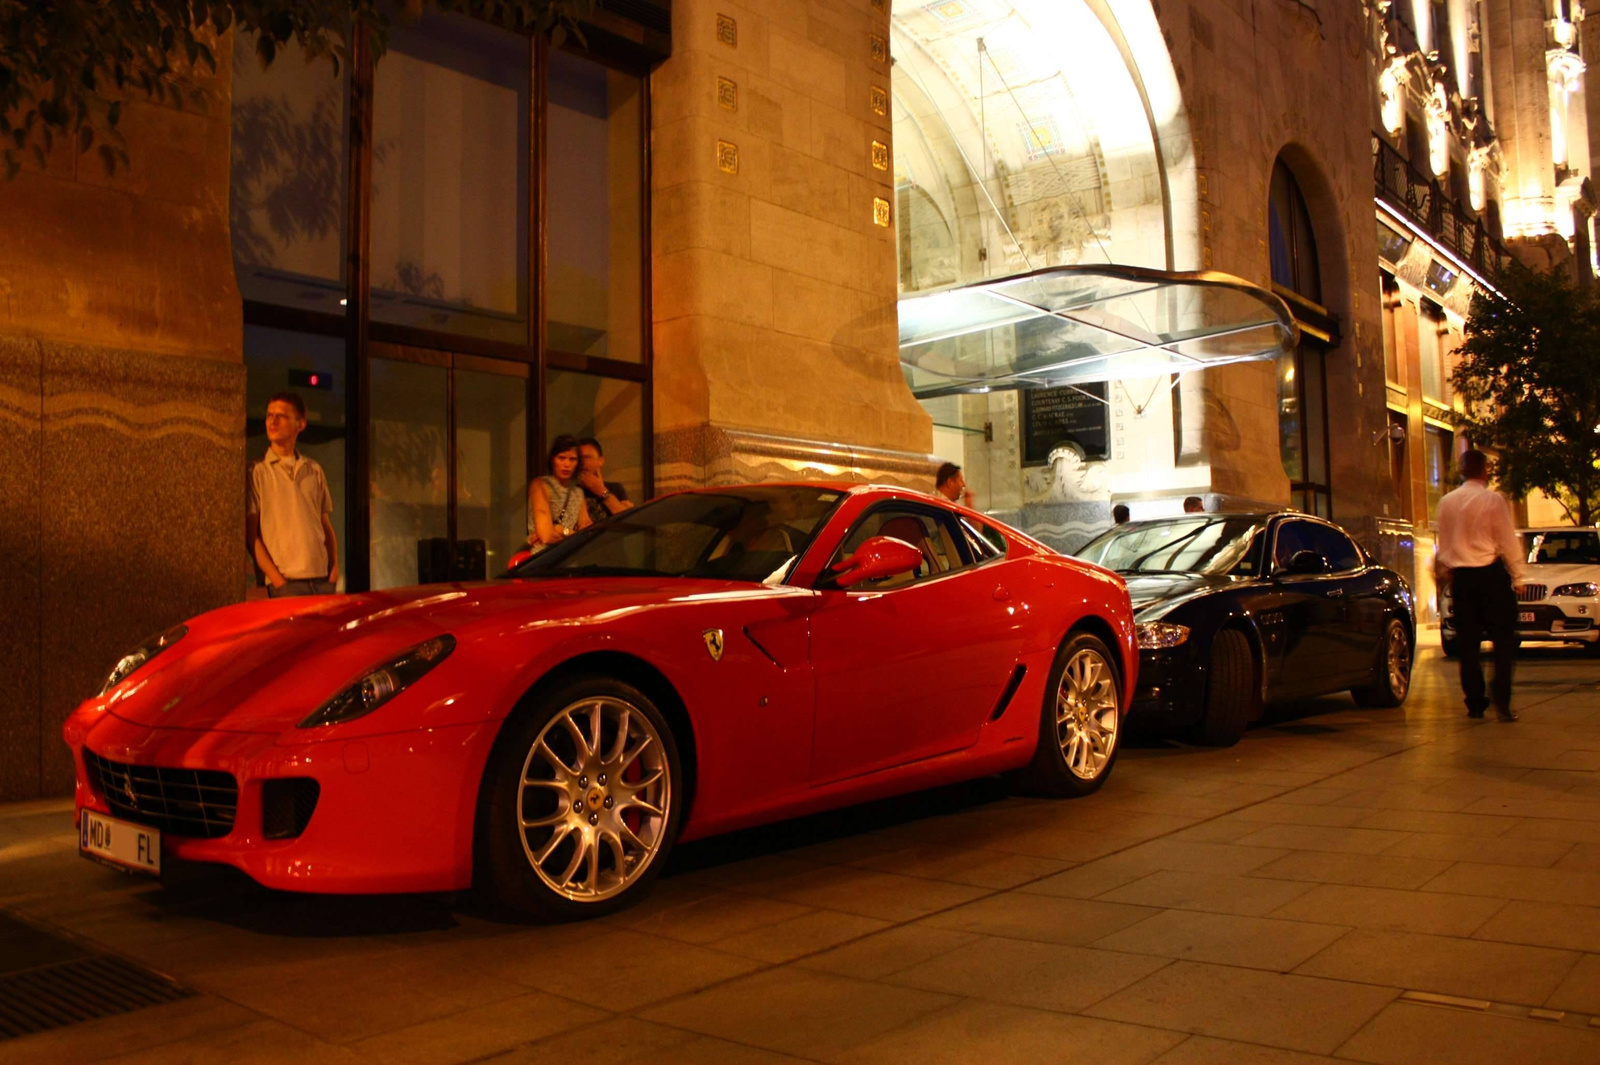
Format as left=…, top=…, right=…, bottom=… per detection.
left=3, top=646, right=1599, bottom=1064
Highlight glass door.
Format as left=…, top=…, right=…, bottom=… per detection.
left=369, top=344, right=529, bottom=589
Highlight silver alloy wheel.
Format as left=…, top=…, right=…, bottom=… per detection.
left=1386, top=624, right=1412, bottom=697
left=517, top=696, right=670, bottom=902
left=1055, top=647, right=1119, bottom=780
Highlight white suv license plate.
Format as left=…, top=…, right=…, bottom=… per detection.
left=79, top=809, right=161, bottom=876
left=1518, top=611, right=1537, bottom=624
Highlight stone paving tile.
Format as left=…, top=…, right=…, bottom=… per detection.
left=836, top=1000, right=1184, bottom=1065
left=1380, top=831, right=1577, bottom=867
left=1460, top=796, right=1600, bottom=821
left=1473, top=901, right=1600, bottom=953
left=919, top=890, right=1160, bottom=945
left=756, top=864, right=991, bottom=922
left=709, top=908, right=888, bottom=963
left=498, top=1017, right=706, bottom=1064
left=1015, top=854, right=1160, bottom=899
left=1150, top=1035, right=1344, bottom=1064
left=1219, top=802, right=1375, bottom=828
left=346, top=991, right=608, bottom=1065
left=1545, top=952, right=1600, bottom=1013
left=610, top=889, right=814, bottom=945
left=843, top=842, right=1071, bottom=888
left=1098, top=869, right=1318, bottom=916
left=102, top=1017, right=361, bottom=1064
left=1084, top=960, right=1398, bottom=1055
left=635, top=968, right=956, bottom=1062
left=1294, top=928, right=1582, bottom=1006
left=1420, top=861, right=1600, bottom=905
left=1165, top=820, right=1267, bottom=844
left=1554, top=841, right=1600, bottom=871
left=1092, top=838, right=1294, bottom=876
left=1514, top=816, right=1600, bottom=845
left=1350, top=808, right=1522, bottom=837
left=1333, top=1000, right=1600, bottom=1065
left=1249, top=850, right=1453, bottom=889
left=3, top=995, right=258, bottom=1065
left=1269, top=786, right=1365, bottom=806
left=793, top=923, right=978, bottom=980
left=1093, top=909, right=1350, bottom=971
left=1270, top=883, right=1507, bottom=938
left=881, top=934, right=1169, bottom=1014
left=1229, top=824, right=1414, bottom=855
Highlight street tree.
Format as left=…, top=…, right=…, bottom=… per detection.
left=1452, top=262, right=1600, bottom=525
left=0, top=0, right=594, bottom=179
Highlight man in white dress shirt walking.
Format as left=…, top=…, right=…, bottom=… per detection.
left=1435, top=449, right=1525, bottom=721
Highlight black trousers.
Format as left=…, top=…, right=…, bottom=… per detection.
left=1452, top=560, right=1517, bottom=714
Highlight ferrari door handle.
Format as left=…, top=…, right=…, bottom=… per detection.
left=993, top=585, right=1011, bottom=602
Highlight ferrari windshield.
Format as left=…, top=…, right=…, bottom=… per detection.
left=1077, top=516, right=1268, bottom=576
left=509, top=486, right=845, bottom=584
left=1523, top=530, right=1600, bottom=564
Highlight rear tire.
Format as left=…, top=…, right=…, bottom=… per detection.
left=1020, top=632, right=1123, bottom=797
left=474, top=674, right=683, bottom=921
left=1352, top=617, right=1412, bottom=708
left=1191, top=630, right=1254, bottom=747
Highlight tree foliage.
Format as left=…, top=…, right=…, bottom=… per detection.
left=1452, top=263, right=1600, bottom=525
left=0, top=0, right=595, bottom=179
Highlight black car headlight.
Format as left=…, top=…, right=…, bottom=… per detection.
left=298, top=635, right=456, bottom=729
left=1552, top=582, right=1598, bottom=598
left=1136, top=622, right=1190, bottom=649
left=101, top=625, right=188, bottom=695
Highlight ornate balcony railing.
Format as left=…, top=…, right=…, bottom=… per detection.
left=1373, top=137, right=1513, bottom=278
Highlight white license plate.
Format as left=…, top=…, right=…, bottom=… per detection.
left=1518, top=611, right=1537, bottom=624
left=79, top=809, right=161, bottom=876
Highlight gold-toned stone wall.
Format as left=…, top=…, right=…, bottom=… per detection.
left=0, top=43, right=244, bottom=798
left=651, top=0, right=934, bottom=488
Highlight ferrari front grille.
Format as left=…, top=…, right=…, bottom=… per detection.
left=1518, top=584, right=1547, bottom=603
left=82, top=750, right=237, bottom=839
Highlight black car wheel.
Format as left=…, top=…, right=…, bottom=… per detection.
left=1352, top=617, right=1412, bottom=708
left=1441, top=634, right=1458, bottom=658
left=474, top=674, right=684, bottom=920
left=1020, top=632, right=1122, bottom=797
left=1191, top=629, right=1254, bottom=747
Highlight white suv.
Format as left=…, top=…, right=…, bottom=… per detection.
left=1441, top=527, right=1600, bottom=656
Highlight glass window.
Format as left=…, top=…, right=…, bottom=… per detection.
left=1525, top=531, right=1600, bottom=564
left=1419, top=310, right=1446, bottom=401
left=1077, top=517, right=1268, bottom=576
left=546, top=370, right=644, bottom=506
left=230, top=32, right=348, bottom=314
left=1299, top=523, right=1363, bottom=572
left=1268, top=160, right=1321, bottom=302
left=1389, top=409, right=1410, bottom=521
left=455, top=363, right=528, bottom=575
left=370, top=12, right=530, bottom=342
left=369, top=357, right=449, bottom=589
left=547, top=50, right=645, bottom=360
left=832, top=507, right=966, bottom=590
left=243, top=327, right=347, bottom=589
left=1278, top=353, right=1302, bottom=482
left=1425, top=424, right=1453, bottom=525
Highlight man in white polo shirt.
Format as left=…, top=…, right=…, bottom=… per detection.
left=1435, top=448, right=1525, bottom=721
left=248, top=392, right=339, bottom=597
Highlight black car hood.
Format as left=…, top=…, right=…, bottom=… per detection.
left=1123, top=573, right=1242, bottom=619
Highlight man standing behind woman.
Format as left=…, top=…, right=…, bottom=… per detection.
left=1436, top=448, right=1525, bottom=722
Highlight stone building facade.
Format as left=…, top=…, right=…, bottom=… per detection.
left=2, top=0, right=1590, bottom=797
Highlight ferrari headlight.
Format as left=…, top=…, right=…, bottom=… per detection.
left=1136, top=621, right=1191, bottom=649
left=298, top=635, right=456, bottom=729
left=1552, top=582, right=1598, bottom=598
left=100, top=625, right=188, bottom=695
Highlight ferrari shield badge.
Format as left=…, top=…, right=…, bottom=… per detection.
left=702, top=628, right=725, bottom=662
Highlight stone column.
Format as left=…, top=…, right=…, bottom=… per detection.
left=649, top=0, right=934, bottom=491
left=0, top=45, right=244, bottom=798
left=1484, top=0, right=1558, bottom=240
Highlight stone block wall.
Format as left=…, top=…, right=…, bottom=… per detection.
left=651, top=0, right=935, bottom=490
left=0, top=43, right=243, bottom=799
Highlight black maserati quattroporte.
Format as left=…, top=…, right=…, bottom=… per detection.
left=1076, top=513, right=1415, bottom=746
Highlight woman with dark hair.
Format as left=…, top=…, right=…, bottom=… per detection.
left=527, top=434, right=592, bottom=552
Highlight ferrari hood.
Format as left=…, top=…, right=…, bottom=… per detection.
left=101, top=577, right=783, bottom=733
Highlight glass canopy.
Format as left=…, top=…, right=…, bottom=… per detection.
left=899, top=265, right=1299, bottom=398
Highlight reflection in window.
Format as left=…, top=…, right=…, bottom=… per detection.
left=548, top=50, right=644, bottom=360
left=230, top=33, right=348, bottom=313
left=370, top=12, right=529, bottom=342
left=1419, top=311, right=1447, bottom=402
left=455, top=367, right=528, bottom=574
left=1278, top=353, right=1303, bottom=482
left=370, top=359, right=449, bottom=589
left=243, top=327, right=347, bottom=590
left=1425, top=424, right=1453, bottom=525
left=546, top=370, right=644, bottom=505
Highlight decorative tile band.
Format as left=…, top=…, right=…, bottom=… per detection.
left=870, top=34, right=887, bottom=63
left=716, top=76, right=738, bottom=111
left=871, top=140, right=889, bottom=171
left=716, top=13, right=737, bottom=46
left=870, top=85, right=888, bottom=116
left=716, top=140, right=739, bottom=174
left=873, top=197, right=891, bottom=227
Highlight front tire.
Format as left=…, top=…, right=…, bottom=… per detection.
left=1020, top=632, right=1122, bottom=797
left=1192, top=629, right=1254, bottom=747
left=1352, top=617, right=1412, bottom=708
left=1441, top=635, right=1458, bottom=658
left=475, top=675, right=683, bottom=920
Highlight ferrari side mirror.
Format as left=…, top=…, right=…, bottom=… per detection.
left=832, top=535, right=924, bottom=588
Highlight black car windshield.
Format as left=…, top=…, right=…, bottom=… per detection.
left=1523, top=530, right=1600, bottom=564
left=1077, top=517, right=1267, bottom=576
left=509, top=486, right=845, bottom=584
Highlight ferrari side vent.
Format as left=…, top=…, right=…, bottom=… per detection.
left=989, top=665, right=1027, bottom=721
left=261, top=778, right=320, bottom=840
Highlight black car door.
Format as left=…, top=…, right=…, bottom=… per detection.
left=1301, top=523, right=1382, bottom=681
left=1268, top=519, right=1352, bottom=690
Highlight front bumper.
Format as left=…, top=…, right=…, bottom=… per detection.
left=1128, top=641, right=1205, bottom=728
left=1442, top=601, right=1600, bottom=643
left=63, top=709, right=500, bottom=894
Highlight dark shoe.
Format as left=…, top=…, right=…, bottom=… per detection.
left=1495, top=709, right=1518, bottom=722
left=1467, top=709, right=1485, bottom=719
